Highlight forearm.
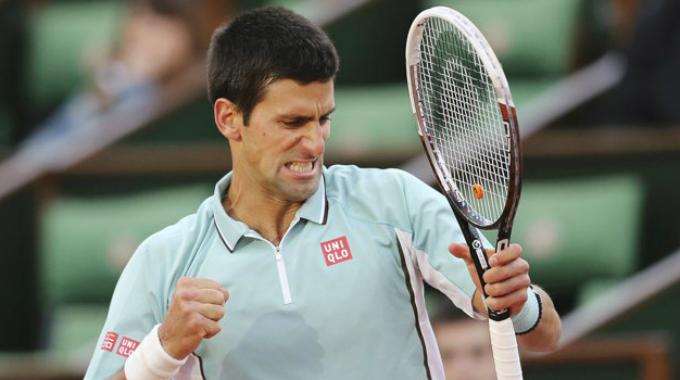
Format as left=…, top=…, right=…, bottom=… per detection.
left=472, top=285, right=561, bottom=352
left=517, top=286, right=561, bottom=352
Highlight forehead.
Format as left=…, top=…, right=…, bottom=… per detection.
left=257, top=78, right=335, bottom=114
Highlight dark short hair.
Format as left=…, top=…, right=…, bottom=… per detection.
left=207, top=6, right=339, bottom=124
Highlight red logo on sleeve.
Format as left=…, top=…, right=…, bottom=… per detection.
left=321, top=236, right=352, bottom=266
left=101, top=332, right=119, bottom=352
left=116, top=336, right=140, bottom=357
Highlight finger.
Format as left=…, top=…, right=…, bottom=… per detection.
left=193, top=288, right=229, bottom=305
left=174, top=287, right=200, bottom=304
left=488, top=243, right=523, bottom=267
left=485, top=288, right=529, bottom=312
left=177, top=277, right=224, bottom=291
left=202, top=319, right=222, bottom=339
left=483, top=258, right=530, bottom=284
left=195, top=302, right=225, bottom=321
left=484, top=273, right=531, bottom=298
left=184, top=313, right=221, bottom=338
left=218, top=287, right=230, bottom=302
left=449, top=242, right=483, bottom=289
left=448, top=243, right=471, bottom=262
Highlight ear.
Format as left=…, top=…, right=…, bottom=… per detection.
left=214, top=98, right=243, bottom=141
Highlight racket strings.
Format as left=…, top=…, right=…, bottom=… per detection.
left=418, top=17, right=510, bottom=224
left=435, top=20, right=509, bottom=208
left=422, top=75, right=509, bottom=169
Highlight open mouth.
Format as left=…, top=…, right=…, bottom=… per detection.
left=285, top=159, right=317, bottom=175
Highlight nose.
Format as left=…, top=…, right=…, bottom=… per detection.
left=301, top=121, right=328, bottom=157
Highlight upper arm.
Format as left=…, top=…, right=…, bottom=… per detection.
left=396, top=171, right=486, bottom=317
left=84, top=242, right=166, bottom=379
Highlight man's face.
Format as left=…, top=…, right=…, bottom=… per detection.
left=236, top=79, right=334, bottom=203
left=435, top=319, right=496, bottom=380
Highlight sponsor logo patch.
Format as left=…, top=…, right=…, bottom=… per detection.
left=321, top=236, right=352, bottom=266
left=116, top=336, right=140, bottom=358
left=101, top=331, right=119, bottom=352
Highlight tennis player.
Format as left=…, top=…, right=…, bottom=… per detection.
left=85, top=6, right=560, bottom=380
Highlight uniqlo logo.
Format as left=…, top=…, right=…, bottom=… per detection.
left=321, top=236, right=352, bottom=266
left=101, top=332, right=119, bottom=352
left=116, top=336, right=140, bottom=358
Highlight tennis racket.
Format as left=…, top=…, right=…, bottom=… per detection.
left=405, top=7, right=523, bottom=380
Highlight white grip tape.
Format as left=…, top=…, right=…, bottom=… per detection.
left=489, top=318, right=523, bottom=380
left=124, top=324, right=188, bottom=380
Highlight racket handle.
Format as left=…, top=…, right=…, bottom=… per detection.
left=489, top=318, right=523, bottom=380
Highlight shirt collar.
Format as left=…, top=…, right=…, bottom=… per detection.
left=297, top=172, right=329, bottom=225
left=212, top=171, right=329, bottom=252
left=212, top=172, right=247, bottom=252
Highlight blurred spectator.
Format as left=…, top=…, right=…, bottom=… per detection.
left=612, top=0, right=680, bottom=124
left=433, top=311, right=496, bottom=380
left=22, top=0, right=233, bottom=148
left=89, top=0, right=233, bottom=107
left=576, top=0, right=680, bottom=126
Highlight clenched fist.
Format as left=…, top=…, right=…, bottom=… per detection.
left=158, top=277, right=229, bottom=359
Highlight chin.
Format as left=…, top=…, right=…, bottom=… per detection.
left=282, top=180, right=319, bottom=202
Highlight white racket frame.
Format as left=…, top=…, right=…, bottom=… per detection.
left=405, top=6, right=523, bottom=380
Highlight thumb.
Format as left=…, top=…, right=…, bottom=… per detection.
left=449, top=242, right=471, bottom=262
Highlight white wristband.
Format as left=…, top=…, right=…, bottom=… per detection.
left=124, top=324, right=188, bottom=380
left=511, top=287, right=541, bottom=334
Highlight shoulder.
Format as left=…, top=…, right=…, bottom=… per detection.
left=324, top=164, right=436, bottom=200
left=108, top=196, right=216, bottom=320
left=324, top=164, right=423, bottom=191
left=323, top=165, right=440, bottom=229
left=133, top=196, right=214, bottom=264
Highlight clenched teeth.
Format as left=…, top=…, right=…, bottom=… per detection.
left=286, top=161, right=314, bottom=173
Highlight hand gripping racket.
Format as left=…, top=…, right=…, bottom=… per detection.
left=405, top=7, right=523, bottom=380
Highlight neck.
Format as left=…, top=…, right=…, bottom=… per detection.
left=224, top=173, right=302, bottom=245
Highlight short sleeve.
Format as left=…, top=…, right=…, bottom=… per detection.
left=84, top=241, right=166, bottom=379
left=398, top=170, right=489, bottom=318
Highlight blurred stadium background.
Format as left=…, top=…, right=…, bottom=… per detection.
left=0, top=0, right=679, bottom=379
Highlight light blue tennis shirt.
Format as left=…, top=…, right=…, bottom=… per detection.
left=85, top=165, right=483, bottom=380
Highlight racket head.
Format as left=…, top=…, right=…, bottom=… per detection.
left=406, top=6, right=522, bottom=230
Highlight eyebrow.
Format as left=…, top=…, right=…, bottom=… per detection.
left=278, top=107, right=336, bottom=120
left=323, top=107, right=336, bottom=117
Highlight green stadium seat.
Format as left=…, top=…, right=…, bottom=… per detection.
left=27, top=1, right=124, bottom=109
left=510, top=175, right=643, bottom=293
left=42, top=184, right=211, bottom=305
left=329, top=84, right=418, bottom=161
left=40, top=184, right=211, bottom=358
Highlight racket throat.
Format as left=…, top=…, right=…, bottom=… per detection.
left=496, top=238, right=509, bottom=252
left=472, top=239, right=489, bottom=270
